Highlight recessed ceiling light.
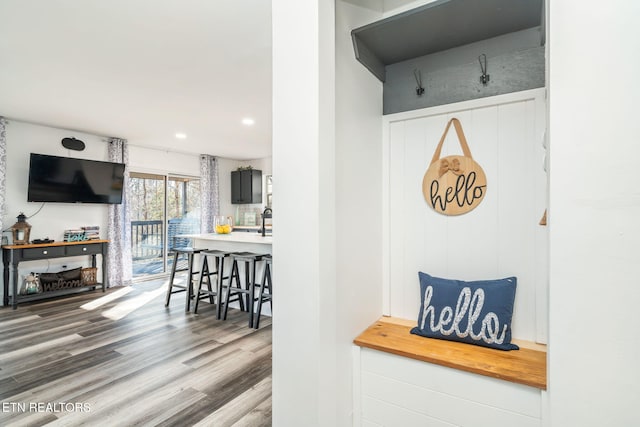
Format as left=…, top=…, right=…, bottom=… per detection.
left=242, top=118, right=255, bottom=126
left=175, top=133, right=187, bottom=139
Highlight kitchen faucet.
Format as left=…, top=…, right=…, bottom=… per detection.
left=261, top=208, right=272, bottom=237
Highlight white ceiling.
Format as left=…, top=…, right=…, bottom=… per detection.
left=0, top=0, right=272, bottom=160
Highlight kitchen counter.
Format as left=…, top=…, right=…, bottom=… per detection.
left=180, top=232, right=272, bottom=254
left=232, top=225, right=272, bottom=233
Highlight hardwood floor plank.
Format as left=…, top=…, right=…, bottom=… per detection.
left=199, top=347, right=272, bottom=399
left=1, top=321, right=90, bottom=350
left=0, top=349, right=122, bottom=400
left=0, top=278, right=272, bottom=426
left=231, top=396, right=273, bottom=427
left=0, top=314, right=42, bottom=328
left=47, top=363, right=197, bottom=427
left=0, top=411, right=58, bottom=427
left=83, top=387, right=207, bottom=427
left=0, top=334, right=82, bottom=368
left=184, top=326, right=272, bottom=370
left=154, top=394, right=220, bottom=427
left=196, top=376, right=272, bottom=427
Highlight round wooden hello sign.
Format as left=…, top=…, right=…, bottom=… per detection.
left=422, top=118, right=487, bottom=216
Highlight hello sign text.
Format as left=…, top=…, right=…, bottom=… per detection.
left=422, top=119, right=487, bottom=216
left=429, top=167, right=486, bottom=213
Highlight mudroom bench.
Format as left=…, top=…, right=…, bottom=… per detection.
left=353, top=316, right=547, bottom=426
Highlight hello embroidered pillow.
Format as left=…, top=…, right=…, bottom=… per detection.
left=410, top=272, right=519, bottom=351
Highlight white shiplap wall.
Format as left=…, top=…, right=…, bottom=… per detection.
left=358, top=89, right=547, bottom=426
left=382, top=88, right=548, bottom=343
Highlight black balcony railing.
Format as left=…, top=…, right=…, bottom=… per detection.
left=131, top=218, right=201, bottom=261
left=131, top=220, right=164, bottom=260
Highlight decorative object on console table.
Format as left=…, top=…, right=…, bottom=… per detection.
left=82, top=225, right=100, bottom=240
left=10, top=213, right=31, bottom=245
left=64, top=229, right=87, bottom=242
left=81, top=267, right=98, bottom=285
left=22, top=273, right=40, bottom=295
left=31, top=238, right=54, bottom=244
left=39, top=267, right=83, bottom=292
left=422, top=118, right=487, bottom=216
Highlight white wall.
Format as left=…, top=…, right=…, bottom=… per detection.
left=272, top=0, right=320, bottom=420
left=2, top=121, right=112, bottom=289
left=335, top=1, right=384, bottom=424
left=272, top=1, right=383, bottom=425
left=128, top=145, right=200, bottom=177
left=272, top=0, right=339, bottom=424
left=548, top=1, right=640, bottom=426
left=3, top=121, right=111, bottom=244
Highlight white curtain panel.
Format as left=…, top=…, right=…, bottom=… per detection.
left=107, top=138, right=133, bottom=287
left=0, top=117, right=6, bottom=233
left=199, top=154, right=220, bottom=233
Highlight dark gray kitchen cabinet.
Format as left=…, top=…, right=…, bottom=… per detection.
left=231, top=169, right=262, bottom=204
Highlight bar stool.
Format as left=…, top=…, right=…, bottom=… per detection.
left=193, top=249, right=232, bottom=319
left=223, top=252, right=267, bottom=327
left=164, top=247, right=202, bottom=312
left=253, top=254, right=272, bottom=329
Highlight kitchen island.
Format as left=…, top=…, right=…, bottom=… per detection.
left=181, top=232, right=273, bottom=317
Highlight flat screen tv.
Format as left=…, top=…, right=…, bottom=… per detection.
left=27, top=153, right=125, bottom=204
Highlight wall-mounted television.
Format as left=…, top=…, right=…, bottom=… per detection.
left=27, top=153, right=125, bottom=204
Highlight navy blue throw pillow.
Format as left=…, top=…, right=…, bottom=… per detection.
left=410, top=272, right=519, bottom=351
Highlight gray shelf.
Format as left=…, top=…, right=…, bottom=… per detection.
left=351, top=0, right=544, bottom=82
left=14, top=285, right=101, bottom=304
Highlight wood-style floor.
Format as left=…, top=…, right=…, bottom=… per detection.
left=0, top=278, right=272, bottom=427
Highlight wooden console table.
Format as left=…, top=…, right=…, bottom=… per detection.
left=2, top=240, right=109, bottom=309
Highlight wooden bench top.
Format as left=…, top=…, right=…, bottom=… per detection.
left=354, top=316, right=547, bottom=390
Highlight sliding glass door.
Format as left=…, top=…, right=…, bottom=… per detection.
left=130, top=172, right=201, bottom=279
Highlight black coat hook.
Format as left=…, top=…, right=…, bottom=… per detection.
left=413, top=69, right=425, bottom=96
left=478, top=54, right=490, bottom=86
